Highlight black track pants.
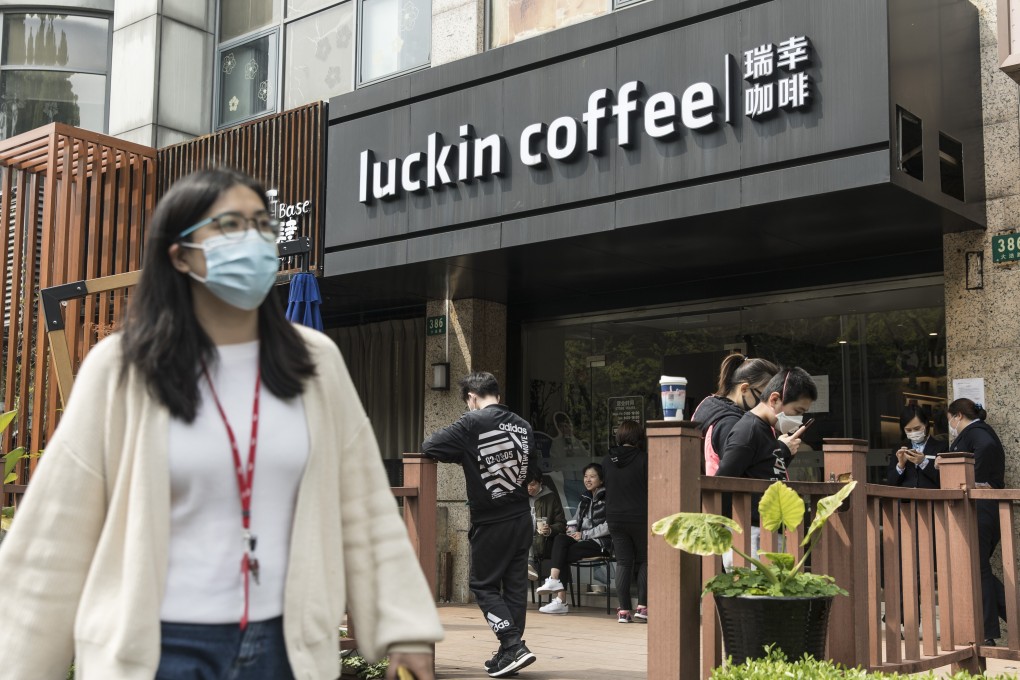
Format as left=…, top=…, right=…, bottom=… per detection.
left=609, top=521, right=648, bottom=612
left=469, top=513, right=533, bottom=647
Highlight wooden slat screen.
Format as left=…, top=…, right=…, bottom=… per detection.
left=156, top=102, right=325, bottom=275
left=0, top=124, right=155, bottom=496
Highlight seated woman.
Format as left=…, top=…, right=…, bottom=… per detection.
left=534, top=463, right=611, bottom=615
left=527, top=466, right=566, bottom=580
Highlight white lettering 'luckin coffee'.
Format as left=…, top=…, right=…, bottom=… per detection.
left=357, top=37, right=813, bottom=204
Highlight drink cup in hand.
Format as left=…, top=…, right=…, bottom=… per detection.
left=536, top=517, right=548, bottom=534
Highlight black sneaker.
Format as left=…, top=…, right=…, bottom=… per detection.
left=487, top=641, right=535, bottom=677
left=483, top=648, right=502, bottom=672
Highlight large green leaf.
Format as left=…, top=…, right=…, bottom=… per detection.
left=802, top=480, right=858, bottom=547
left=2, top=446, right=25, bottom=480
left=759, top=551, right=795, bottom=571
left=652, top=512, right=741, bottom=556
left=0, top=410, right=16, bottom=435
left=758, top=481, right=805, bottom=533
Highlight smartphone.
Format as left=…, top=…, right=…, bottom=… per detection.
left=789, top=417, right=815, bottom=436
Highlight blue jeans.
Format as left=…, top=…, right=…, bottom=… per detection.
left=157, top=617, right=295, bottom=680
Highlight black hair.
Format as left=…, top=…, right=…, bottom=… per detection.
left=761, top=367, right=818, bottom=404
left=583, top=462, right=604, bottom=484
left=947, top=398, right=987, bottom=422
left=120, top=167, right=315, bottom=422
left=525, top=465, right=544, bottom=485
left=459, top=371, right=500, bottom=402
left=714, top=353, right=779, bottom=397
left=899, top=404, right=931, bottom=433
left=615, top=420, right=644, bottom=447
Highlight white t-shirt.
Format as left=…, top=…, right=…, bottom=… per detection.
left=161, top=340, right=309, bottom=623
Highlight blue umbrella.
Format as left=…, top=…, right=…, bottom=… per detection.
left=285, top=272, right=324, bottom=331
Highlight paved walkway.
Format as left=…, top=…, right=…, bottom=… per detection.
left=433, top=602, right=1020, bottom=679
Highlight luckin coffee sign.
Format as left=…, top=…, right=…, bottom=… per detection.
left=358, top=36, right=813, bottom=204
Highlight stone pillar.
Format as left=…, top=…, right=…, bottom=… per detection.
left=947, top=2, right=1020, bottom=488
left=432, top=0, right=485, bottom=67
left=423, top=297, right=507, bottom=603
left=109, top=0, right=214, bottom=147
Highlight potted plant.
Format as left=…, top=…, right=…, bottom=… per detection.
left=652, top=480, right=857, bottom=664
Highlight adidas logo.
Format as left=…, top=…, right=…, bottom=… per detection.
left=499, top=422, right=528, bottom=435
left=486, top=612, right=511, bottom=632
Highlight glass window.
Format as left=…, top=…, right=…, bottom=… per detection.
left=284, top=3, right=354, bottom=108
left=521, top=283, right=947, bottom=507
left=218, top=33, right=278, bottom=127
left=360, top=0, right=431, bottom=83
left=0, top=71, right=106, bottom=138
left=491, top=0, right=608, bottom=49
left=286, top=0, right=335, bottom=18
left=220, top=0, right=280, bottom=42
left=2, top=14, right=109, bottom=72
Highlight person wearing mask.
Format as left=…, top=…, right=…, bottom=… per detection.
left=535, top=463, right=612, bottom=615
left=422, top=372, right=537, bottom=678
left=0, top=168, right=442, bottom=680
left=717, top=367, right=816, bottom=557
left=946, top=398, right=1007, bottom=646
left=692, top=354, right=779, bottom=476
left=886, top=404, right=945, bottom=488
left=526, top=466, right=566, bottom=582
left=602, top=420, right=648, bottom=623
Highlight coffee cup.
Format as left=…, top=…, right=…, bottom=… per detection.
left=566, top=520, right=578, bottom=534
left=536, top=517, right=548, bottom=533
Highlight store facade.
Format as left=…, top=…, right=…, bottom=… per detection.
left=320, top=0, right=984, bottom=598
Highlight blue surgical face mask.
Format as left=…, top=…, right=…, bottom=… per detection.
left=180, top=230, right=279, bottom=310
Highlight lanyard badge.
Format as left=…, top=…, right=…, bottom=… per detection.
left=202, top=360, right=262, bottom=630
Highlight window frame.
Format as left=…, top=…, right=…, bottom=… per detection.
left=213, top=22, right=283, bottom=130
left=0, top=9, right=113, bottom=136
left=216, top=0, right=364, bottom=129
left=355, top=0, right=431, bottom=88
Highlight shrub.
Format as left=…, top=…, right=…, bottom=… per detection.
left=711, top=648, right=1012, bottom=679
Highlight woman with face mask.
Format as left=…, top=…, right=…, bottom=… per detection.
left=692, top=354, right=779, bottom=476
left=885, top=404, right=945, bottom=488
left=0, top=169, right=442, bottom=680
left=947, top=398, right=1006, bottom=646
left=717, top=367, right=816, bottom=560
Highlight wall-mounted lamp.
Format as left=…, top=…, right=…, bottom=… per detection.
left=431, top=362, right=450, bottom=391
left=837, top=339, right=848, bottom=345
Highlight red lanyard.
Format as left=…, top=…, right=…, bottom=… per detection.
left=202, top=361, right=261, bottom=630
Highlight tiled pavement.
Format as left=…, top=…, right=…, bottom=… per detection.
left=433, top=602, right=1020, bottom=679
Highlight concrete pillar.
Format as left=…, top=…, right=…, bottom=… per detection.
left=423, top=297, right=507, bottom=603
left=431, top=0, right=485, bottom=67
left=109, top=0, right=214, bottom=148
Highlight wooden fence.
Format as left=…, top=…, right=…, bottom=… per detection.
left=0, top=125, right=155, bottom=497
left=648, top=421, right=1020, bottom=678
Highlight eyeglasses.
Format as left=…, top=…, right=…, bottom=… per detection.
left=178, top=211, right=281, bottom=243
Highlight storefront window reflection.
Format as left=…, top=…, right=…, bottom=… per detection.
left=490, top=0, right=608, bottom=49
left=0, top=13, right=110, bottom=140
left=522, top=283, right=947, bottom=508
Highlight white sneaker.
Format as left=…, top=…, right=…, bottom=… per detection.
left=539, top=599, right=569, bottom=615
left=535, top=577, right=564, bottom=594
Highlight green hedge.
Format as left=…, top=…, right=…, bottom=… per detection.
left=711, top=648, right=1012, bottom=679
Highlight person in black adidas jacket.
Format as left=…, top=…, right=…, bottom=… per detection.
left=422, top=371, right=537, bottom=678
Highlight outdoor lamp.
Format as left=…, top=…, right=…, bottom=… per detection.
left=431, top=362, right=450, bottom=390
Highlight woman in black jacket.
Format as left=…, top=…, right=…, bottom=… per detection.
left=602, top=420, right=648, bottom=623
left=947, top=398, right=1007, bottom=644
left=534, top=464, right=611, bottom=615
left=886, top=404, right=947, bottom=488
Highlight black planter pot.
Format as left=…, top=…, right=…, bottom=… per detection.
left=714, top=594, right=834, bottom=665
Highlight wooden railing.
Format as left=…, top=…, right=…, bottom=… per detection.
left=342, top=454, right=438, bottom=654
left=648, top=421, right=1019, bottom=678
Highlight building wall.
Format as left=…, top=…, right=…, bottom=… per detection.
left=946, top=1, right=1020, bottom=490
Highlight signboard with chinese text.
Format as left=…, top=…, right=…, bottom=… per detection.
left=992, top=233, right=1020, bottom=264
left=608, top=396, right=645, bottom=448
left=426, top=315, right=447, bottom=336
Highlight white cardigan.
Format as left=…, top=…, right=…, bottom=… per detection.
left=0, top=325, right=443, bottom=679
